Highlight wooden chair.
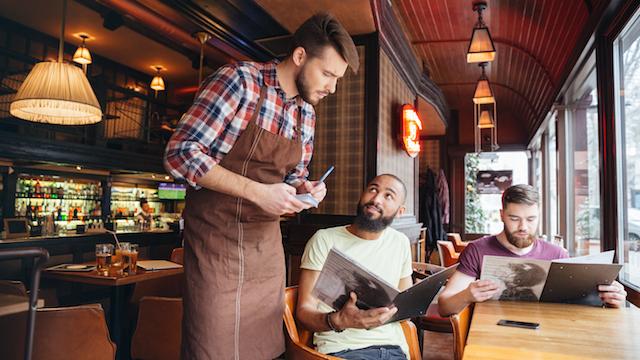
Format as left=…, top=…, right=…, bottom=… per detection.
left=0, top=304, right=116, bottom=360
left=284, top=286, right=422, bottom=360
left=450, top=304, right=474, bottom=360
left=447, top=233, right=469, bottom=253
left=437, top=240, right=460, bottom=267
left=170, top=247, right=183, bottom=265
left=131, top=296, right=182, bottom=360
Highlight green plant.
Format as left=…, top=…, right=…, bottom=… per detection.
left=465, top=153, right=487, bottom=233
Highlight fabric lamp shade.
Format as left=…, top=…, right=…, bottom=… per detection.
left=10, top=61, right=102, bottom=125
left=150, top=75, right=165, bottom=91
left=73, top=45, right=92, bottom=65
left=473, top=78, right=494, bottom=104
left=477, top=110, right=494, bottom=128
left=467, top=26, right=496, bottom=63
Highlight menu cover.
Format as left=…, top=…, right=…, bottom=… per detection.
left=311, top=247, right=457, bottom=323
left=46, top=264, right=96, bottom=272
left=137, top=260, right=183, bottom=271
left=480, top=251, right=622, bottom=306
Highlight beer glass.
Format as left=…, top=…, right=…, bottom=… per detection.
left=109, top=243, right=128, bottom=277
left=96, top=243, right=113, bottom=276
left=125, top=244, right=139, bottom=275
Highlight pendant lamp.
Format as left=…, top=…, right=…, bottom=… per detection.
left=467, top=1, right=496, bottom=63
left=73, top=34, right=92, bottom=65
left=10, top=0, right=102, bottom=125
left=150, top=66, right=165, bottom=96
left=473, top=62, right=494, bottom=104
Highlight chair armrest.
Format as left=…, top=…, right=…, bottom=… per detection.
left=400, top=320, right=421, bottom=360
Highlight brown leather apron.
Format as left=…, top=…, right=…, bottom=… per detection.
left=181, top=86, right=303, bottom=360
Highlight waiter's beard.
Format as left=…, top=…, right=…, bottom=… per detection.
left=295, top=65, right=316, bottom=105
left=353, top=201, right=397, bottom=233
left=505, top=228, right=536, bottom=248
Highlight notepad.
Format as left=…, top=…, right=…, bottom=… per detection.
left=295, top=193, right=319, bottom=207
left=137, top=260, right=183, bottom=270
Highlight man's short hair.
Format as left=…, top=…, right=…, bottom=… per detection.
left=139, top=198, right=148, bottom=207
left=502, top=184, right=539, bottom=208
left=372, top=174, right=407, bottom=203
left=291, top=12, right=359, bottom=74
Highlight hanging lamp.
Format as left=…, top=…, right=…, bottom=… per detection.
left=467, top=1, right=496, bottom=63
left=150, top=66, right=166, bottom=96
left=10, top=0, right=102, bottom=125
left=72, top=34, right=92, bottom=65
left=473, top=62, right=495, bottom=104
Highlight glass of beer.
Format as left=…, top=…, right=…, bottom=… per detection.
left=96, top=243, right=113, bottom=276
left=109, top=243, right=128, bottom=277
left=125, top=244, right=139, bottom=275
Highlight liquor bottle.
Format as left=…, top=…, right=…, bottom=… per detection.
left=35, top=180, right=41, bottom=195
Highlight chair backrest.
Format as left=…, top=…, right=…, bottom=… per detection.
left=170, top=247, right=184, bottom=264
left=0, top=304, right=116, bottom=360
left=447, top=233, right=468, bottom=253
left=283, top=286, right=337, bottom=360
left=283, top=286, right=422, bottom=360
left=437, top=240, right=460, bottom=267
left=131, top=296, right=182, bottom=360
left=450, top=304, right=474, bottom=360
left=0, top=280, right=27, bottom=297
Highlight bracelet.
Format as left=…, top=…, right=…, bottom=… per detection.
left=325, top=311, right=343, bottom=333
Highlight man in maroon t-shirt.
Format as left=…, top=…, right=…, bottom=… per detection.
left=438, top=184, right=627, bottom=316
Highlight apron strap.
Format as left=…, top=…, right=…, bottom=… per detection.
left=295, top=106, right=302, bottom=141
left=250, top=86, right=268, bottom=125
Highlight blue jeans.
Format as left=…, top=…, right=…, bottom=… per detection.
left=328, top=345, right=407, bottom=360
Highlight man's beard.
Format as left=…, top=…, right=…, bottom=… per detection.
left=294, top=65, right=316, bottom=105
left=353, top=201, right=397, bottom=233
left=505, top=228, right=536, bottom=248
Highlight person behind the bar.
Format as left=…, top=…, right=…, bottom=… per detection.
left=438, top=184, right=627, bottom=316
left=296, top=174, right=413, bottom=360
left=163, top=12, right=359, bottom=360
left=135, top=198, right=153, bottom=230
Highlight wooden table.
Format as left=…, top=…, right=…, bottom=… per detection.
left=463, top=301, right=640, bottom=359
left=44, top=265, right=183, bottom=360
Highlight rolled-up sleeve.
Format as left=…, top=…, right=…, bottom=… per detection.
left=164, top=65, right=246, bottom=187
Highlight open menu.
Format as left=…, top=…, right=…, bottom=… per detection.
left=312, top=247, right=457, bottom=323
left=480, top=250, right=622, bottom=306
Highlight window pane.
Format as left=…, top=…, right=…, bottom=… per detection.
left=465, top=152, right=529, bottom=234
left=616, top=12, right=640, bottom=288
left=571, top=85, right=600, bottom=256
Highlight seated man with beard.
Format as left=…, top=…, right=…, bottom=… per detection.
left=296, top=174, right=413, bottom=360
left=438, top=184, right=627, bottom=316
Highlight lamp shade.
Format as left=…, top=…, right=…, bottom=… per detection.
left=73, top=45, right=92, bottom=65
left=473, top=78, right=495, bottom=104
left=150, top=75, right=165, bottom=91
left=467, top=26, right=496, bottom=63
left=10, top=61, right=102, bottom=125
left=478, top=110, right=494, bottom=128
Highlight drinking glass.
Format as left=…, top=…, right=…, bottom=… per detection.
left=125, top=244, right=139, bottom=275
left=96, top=243, right=113, bottom=276
left=109, top=243, right=128, bottom=277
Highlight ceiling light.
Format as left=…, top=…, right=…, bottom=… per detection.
left=467, top=1, right=496, bottom=63
left=73, top=34, right=92, bottom=65
left=150, top=66, right=165, bottom=93
left=477, top=110, right=494, bottom=128
left=9, top=0, right=102, bottom=125
left=473, top=62, right=494, bottom=104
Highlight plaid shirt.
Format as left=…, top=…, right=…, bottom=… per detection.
left=164, top=61, right=315, bottom=188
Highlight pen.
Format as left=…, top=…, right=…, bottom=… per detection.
left=318, top=165, right=335, bottom=183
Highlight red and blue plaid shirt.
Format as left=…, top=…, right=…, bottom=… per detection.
left=164, top=61, right=315, bottom=188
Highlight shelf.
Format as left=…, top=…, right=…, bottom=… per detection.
left=16, top=195, right=102, bottom=201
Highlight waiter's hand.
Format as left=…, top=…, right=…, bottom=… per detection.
left=250, top=182, right=310, bottom=215
left=298, top=181, right=327, bottom=202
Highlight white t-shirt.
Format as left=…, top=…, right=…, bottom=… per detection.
left=300, top=225, right=413, bottom=358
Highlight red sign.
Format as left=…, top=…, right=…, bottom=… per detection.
left=401, top=104, right=423, bottom=158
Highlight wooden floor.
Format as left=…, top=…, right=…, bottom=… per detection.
left=422, top=330, right=454, bottom=360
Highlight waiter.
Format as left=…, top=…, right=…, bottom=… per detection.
left=164, top=13, right=358, bottom=360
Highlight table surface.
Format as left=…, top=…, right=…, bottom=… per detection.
left=43, top=264, right=183, bottom=286
left=463, top=300, right=640, bottom=360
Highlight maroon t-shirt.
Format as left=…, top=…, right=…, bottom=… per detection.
left=457, top=235, right=569, bottom=279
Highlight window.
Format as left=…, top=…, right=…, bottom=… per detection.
left=465, top=151, right=529, bottom=234
left=565, top=54, right=601, bottom=257
left=614, top=9, right=640, bottom=289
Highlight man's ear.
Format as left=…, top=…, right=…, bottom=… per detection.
left=395, top=205, right=406, bottom=218
left=291, top=47, right=307, bottom=67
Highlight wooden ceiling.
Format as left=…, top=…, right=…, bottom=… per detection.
left=392, top=0, right=606, bottom=146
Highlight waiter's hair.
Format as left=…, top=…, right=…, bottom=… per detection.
left=371, top=174, right=407, bottom=203
left=502, top=184, right=539, bottom=208
left=291, top=12, right=359, bottom=74
left=139, top=198, right=148, bottom=207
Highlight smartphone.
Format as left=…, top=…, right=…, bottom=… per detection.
left=496, top=319, right=540, bottom=330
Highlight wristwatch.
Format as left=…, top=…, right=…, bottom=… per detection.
left=326, top=311, right=344, bottom=332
